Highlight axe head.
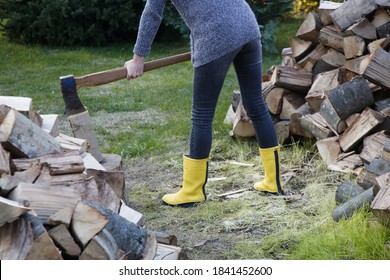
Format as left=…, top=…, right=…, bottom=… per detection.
left=60, top=75, right=86, bottom=116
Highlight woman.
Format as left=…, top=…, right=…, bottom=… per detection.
left=125, top=0, right=283, bottom=207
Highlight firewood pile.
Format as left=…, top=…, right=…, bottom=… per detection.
left=0, top=97, right=186, bottom=260
left=226, top=0, right=390, bottom=226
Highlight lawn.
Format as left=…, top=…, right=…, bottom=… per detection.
left=1, top=16, right=389, bottom=260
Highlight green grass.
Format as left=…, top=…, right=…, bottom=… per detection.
left=1, top=18, right=389, bottom=260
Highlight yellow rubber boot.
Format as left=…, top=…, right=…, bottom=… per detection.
left=254, top=146, right=284, bottom=195
left=162, top=155, right=209, bottom=207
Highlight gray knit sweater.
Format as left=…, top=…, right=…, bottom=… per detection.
left=133, top=0, right=261, bottom=68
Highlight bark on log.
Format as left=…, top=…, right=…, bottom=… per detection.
left=363, top=47, right=390, bottom=91
left=0, top=109, right=62, bottom=158
left=332, top=187, right=374, bottom=222
left=335, top=181, right=366, bottom=205
left=320, top=77, right=375, bottom=134
left=330, top=0, right=378, bottom=31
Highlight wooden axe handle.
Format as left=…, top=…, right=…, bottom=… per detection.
left=75, top=52, right=191, bottom=89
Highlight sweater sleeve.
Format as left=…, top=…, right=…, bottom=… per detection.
left=133, top=0, right=167, bottom=57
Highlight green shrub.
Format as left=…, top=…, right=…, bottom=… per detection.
left=0, top=0, right=293, bottom=52
left=0, top=0, right=143, bottom=45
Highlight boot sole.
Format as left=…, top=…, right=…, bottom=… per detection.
left=161, top=200, right=204, bottom=208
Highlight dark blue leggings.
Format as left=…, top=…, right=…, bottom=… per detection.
left=189, top=38, right=278, bottom=159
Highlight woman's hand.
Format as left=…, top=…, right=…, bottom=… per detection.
left=124, top=54, right=145, bottom=80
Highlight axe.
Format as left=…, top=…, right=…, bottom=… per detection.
left=59, top=52, right=191, bottom=162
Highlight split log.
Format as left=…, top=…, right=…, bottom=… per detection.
left=289, top=103, right=314, bottom=138
left=318, top=25, right=344, bottom=52
left=265, top=87, right=289, bottom=115
left=306, top=68, right=340, bottom=112
left=79, top=228, right=119, bottom=260
left=339, top=107, right=385, bottom=152
left=279, top=92, right=307, bottom=120
left=40, top=114, right=60, bottom=137
left=300, top=112, right=334, bottom=140
left=232, top=101, right=255, bottom=137
left=0, top=216, right=33, bottom=260
left=363, top=47, right=390, bottom=91
left=55, top=133, right=87, bottom=153
left=329, top=152, right=364, bottom=174
left=82, top=152, right=106, bottom=171
left=140, top=233, right=158, bottom=260
left=318, top=0, right=344, bottom=26
left=119, top=201, right=144, bottom=227
left=12, top=150, right=85, bottom=175
left=296, top=43, right=329, bottom=71
left=371, top=7, right=390, bottom=39
left=288, top=37, right=314, bottom=62
left=71, top=200, right=109, bottom=248
left=343, top=35, right=366, bottom=59
left=8, top=182, right=82, bottom=224
left=0, top=196, right=31, bottom=227
left=316, top=136, right=340, bottom=165
left=0, top=96, right=41, bottom=126
left=296, top=12, right=323, bottom=43
left=274, top=120, right=290, bottom=144
left=48, top=207, right=74, bottom=227
left=48, top=224, right=81, bottom=258
left=68, top=110, right=103, bottom=162
left=376, top=172, right=390, bottom=190
left=81, top=199, right=148, bottom=260
left=344, top=55, right=370, bottom=75
left=86, top=168, right=125, bottom=202
left=345, top=18, right=377, bottom=40
left=271, top=66, right=313, bottom=93
left=330, top=0, right=378, bottom=31
left=371, top=180, right=390, bottom=228
left=0, top=164, right=42, bottom=196
left=312, top=48, right=346, bottom=77
left=357, top=158, right=390, bottom=189
left=24, top=214, right=63, bottom=260
left=34, top=164, right=87, bottom=185
left=368, top=38, right=390, bottom=54
left=337, top=67, right=361, bottom=84
left=0, top=109, right=62, bottom=158
left=320, top=77, right=375, bottom=134
left=359, top=130, right=390, bottom=164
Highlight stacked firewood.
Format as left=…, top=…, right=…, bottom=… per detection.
left=226, top=0, right=390, bottom=226
left=0, top=97, right=186, bottom=260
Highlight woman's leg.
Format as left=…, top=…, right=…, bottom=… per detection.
left=233, top=39, right=283, bottom=195
left=162, top=50, right=238, bottom=207
left=189, top=50, right=239, bottom=159
left=233, top=39, right=278, bottom=148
